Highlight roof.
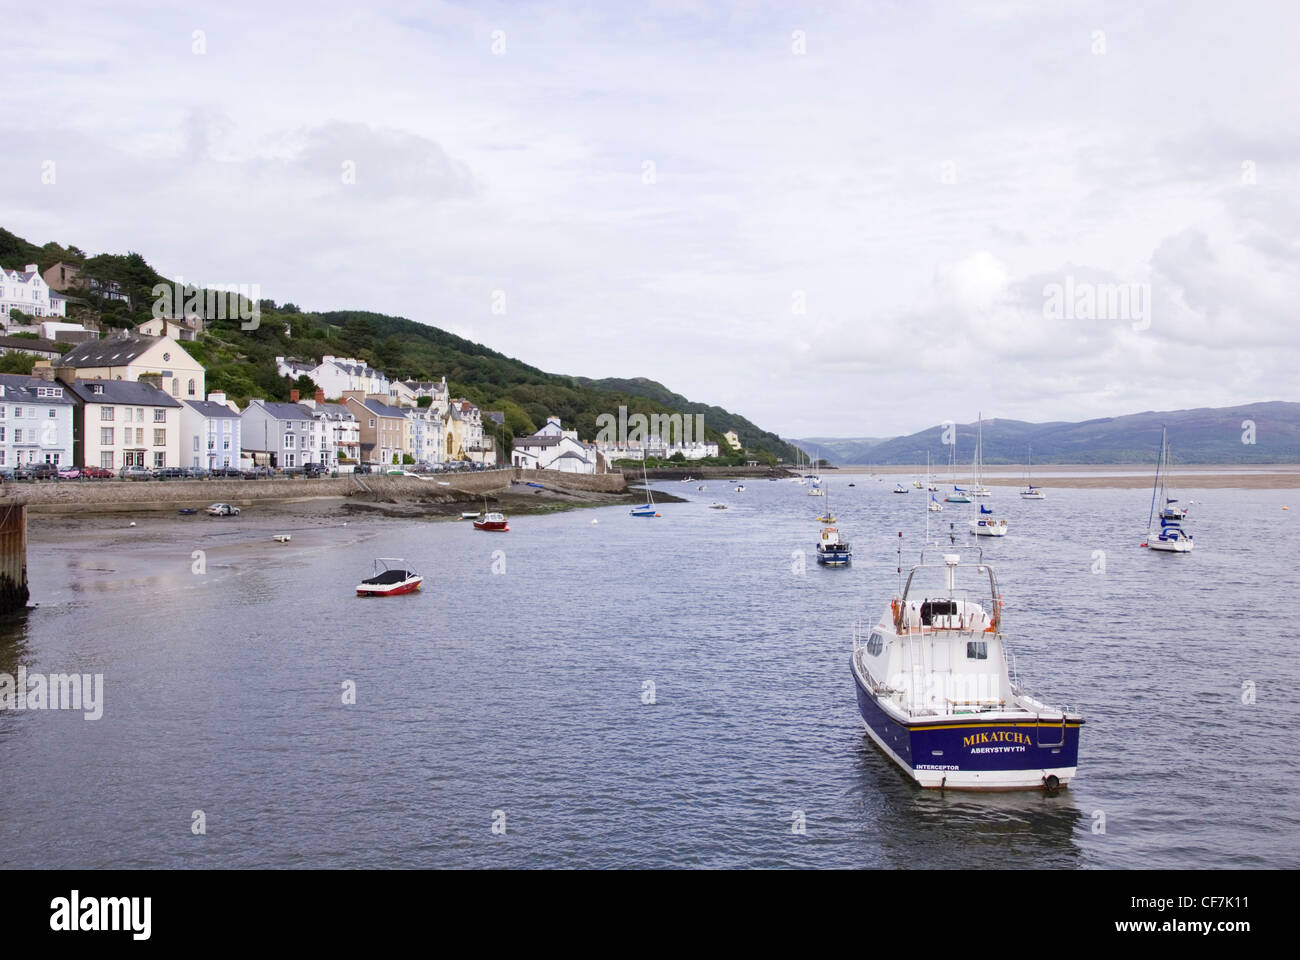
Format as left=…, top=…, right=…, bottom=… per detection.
left=361, top=398, right=406, bottom=418
left=315, top=402, right=357, bottom=420
left=0, top=374, right=75, bottom=404
left=247, top=400, right=317, bottom=421
left=64, top=379, right=183, bottom=407
left=182, top=399, right=240, bottom=419
left=55, top=335, right=161, bottom=368
left=0, top=335, right=63, bottom=353
left=514, top=435, right=563, bottom=447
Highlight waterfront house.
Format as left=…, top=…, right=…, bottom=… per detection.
left=342, top=393, right=406, bottom=466
left=299, top=397, right=361, bottom=470
left=52, top=333, right=205, bottom=400
left=512, top=418, right=600, bottom=474
left=403, top=405, right=444, bottom=465
left=0, top=373, right=75, bottom=469
left=61, top=375, right=182, bottom=470
left=446, top=399, right=495, bottom=464
left=240, top=399, right=324, bottom=469
left=180, top=392, right=242, bottom=472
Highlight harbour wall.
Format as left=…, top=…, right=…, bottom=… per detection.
left=0, top=503, right=28, bottom=614
left=5, top=467, right=626, bottom=515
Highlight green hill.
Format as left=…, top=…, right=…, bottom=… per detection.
left=1, top=227, right=798, bottom=463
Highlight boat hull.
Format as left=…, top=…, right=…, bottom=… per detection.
left=1147, top=538, right=1193, bottom=552
left=852, top=664, right=1081, bottom=790
left=816, top=548, right=851, bottom=565
left=356, top=578, right=423, bottom=597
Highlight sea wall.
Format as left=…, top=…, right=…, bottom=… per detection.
left=0, top=502, right=28, bottom=614
left=5, top=466, right=625, bottom=514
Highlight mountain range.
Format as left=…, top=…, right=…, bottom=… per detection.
left=795, top=402, right=1300, bottom=465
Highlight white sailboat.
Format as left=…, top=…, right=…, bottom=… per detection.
left=1020, top=444, right=1046, bottom=500
left=971, top=414, right=991, bottom=497
left=1144, top=426, right=1193, bottom=552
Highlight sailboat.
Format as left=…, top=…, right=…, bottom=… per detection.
left=630, top=458, right=661, bottom=517
left=944, top=430, right=972, bottom=503
left=971, top=414, right=991, bottom=497
left=928, top=493, right=943, bottom=512
left=1143, top=427, right=1193, bottom=552
left=969, top=502, right=1008, bottom=537
left=1020, top=444, right=1046, bottom=499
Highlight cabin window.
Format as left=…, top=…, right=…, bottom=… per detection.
left=866, top=632, right=884, bottom=656
left=967, top=641, right=988, bottom=660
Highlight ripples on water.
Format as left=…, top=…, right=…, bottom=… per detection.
left=2, top=479, right=1297, bottom=868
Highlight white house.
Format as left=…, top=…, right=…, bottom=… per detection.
left=1, top=265, right=67, bottom=321
left=301, top=400, right=360, bottom=470
left=512, top=418, right=600, bottom=474
left=0, top=374, right=75, bottom=469
left=63, top=377, right=183, bottom=471
left=404, top=406, right=444, bottom=465
left=180, top=392, right=242, bottom=471
left=274, top=355, right=389, bottom=399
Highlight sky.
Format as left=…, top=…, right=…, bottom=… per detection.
left=3, top=0, right=1297, bottom=439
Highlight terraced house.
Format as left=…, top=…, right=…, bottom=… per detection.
left=0, top=374, right=75, bottom=469
left=62, top=377, right=182, bottom=470
left=240, top=399, right=322, bottom=469
left=180, top=392, right=242, bottom=472
left=342, top=393, right=405, bottom=466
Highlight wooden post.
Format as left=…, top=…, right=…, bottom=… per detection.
left=0, top=501, right=29, bottom=614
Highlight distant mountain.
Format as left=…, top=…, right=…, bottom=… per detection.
left=796, top=402, right=1300, bottom=464
left=791, top=437, right=892, bottom=465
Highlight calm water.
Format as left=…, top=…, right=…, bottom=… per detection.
left=2, top=478, right=1298, bottom=868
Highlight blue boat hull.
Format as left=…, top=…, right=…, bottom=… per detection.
left=816, top=548, right=851, bottom=565
left=852, top=661, right=1082, bottom=790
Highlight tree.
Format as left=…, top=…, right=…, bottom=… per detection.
left=293, top=374, right=316, bottom=397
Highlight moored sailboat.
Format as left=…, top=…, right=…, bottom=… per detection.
left=1143, top=426, right=1193, bottom=552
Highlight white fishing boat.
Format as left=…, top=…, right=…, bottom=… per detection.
left=1144, top=427, right=1193, bottom=552
left=1020, top=444, right=1046, bottom=499
left=816, top=525, right=852, bottom=565
left=851, top=550, right=1083, bottom=790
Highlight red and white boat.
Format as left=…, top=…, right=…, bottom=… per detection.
left=473, top=512, right=510, bottom=531
left=356, top=558, right=423, bottom=596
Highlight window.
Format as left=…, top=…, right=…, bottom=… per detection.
left=101, top=428, right=114, bottom=445
left=0, top=428, right=4, bottom=442
left=0, top=407, right=5, bottom=418
left=136, top=408, right=144, bottom=422
left=0, top=451, right=4, bottom=466
left=13, top=407, right=20, bottom=418
left=101, top=451, right=114, bottom=469
left=286, top=453, right=296, bottom=467
left=223, top=438, right=230, bottom=450
left=193, top=436, right=200, bottom=452
left=101, top=407, right=114, bottom=421
left=154, top=452, right=165, bottom=468
left=866, top=633, right=884, bottom=657
left=967, top=641, right=988, bottom=660
left=188, top=379, right=195, bottom=396
left=48, top=408, right=56, bottom=418
left=154, top=409, right=166, bottom=422
left=154, top=429, right=166, bottom=446
left=12, top=429, right=20, bottom=443
left=369, top=419, right=376, bottom=428
left=284, top=434, right=295, bottom=448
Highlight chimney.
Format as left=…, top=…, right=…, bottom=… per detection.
left=207, top=391, right=227, bottom=405
left=24, top=264, right=37, bottom=274
left=32, top=364, right=56, bottom=382
left=290, top=389, right=300, bottom=403
left=55, top=367, right=77, bottom=386
left=315, top=387, right=325, bottom=403
left=138, top=373, right=164, bottom=390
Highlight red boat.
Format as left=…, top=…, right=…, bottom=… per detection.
left=473, top=512, right=510, bottom=532
left=356, top=558, right=423, bottom=596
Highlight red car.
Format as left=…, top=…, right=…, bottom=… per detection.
left=80, top=466, right=114, bottom=479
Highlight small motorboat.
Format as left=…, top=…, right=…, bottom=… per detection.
left=848, top=482, right=856, bottom=487
left=734, top=485, right=745, bottom=492
left=177, top=507, right=197, bottom=515
left=273, top=534, right=291, bottom=543
left=357, top=558, right=423, bottom=597
left=473, top=512, right=510, bottom=531
left=698, top=484, right=707, bottom=491
left=459, top=511, right=481, bottom=521
left=709, top=502, right=728, bottom=510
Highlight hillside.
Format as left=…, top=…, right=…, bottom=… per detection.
left=1, top=227, right=799, bottom=463
left=796, top=402, right=1300, bottom=465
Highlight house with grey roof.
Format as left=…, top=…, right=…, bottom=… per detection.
left=0, top=373, right=76, bottom=470
left=180, top=393, right=243, bottom=472
left=62, top=376, right=183, bottom=470
left=342, top=392, right=406, bottom=465
left=240, top=398, right=326, bottom=469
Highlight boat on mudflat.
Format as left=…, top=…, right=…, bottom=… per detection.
left=851, top=550, right=1082, bottom=790
left=357, top=558, right=423, bottom=597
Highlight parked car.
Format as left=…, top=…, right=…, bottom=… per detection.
left=10, top=467, right=33, bottom=481
left=120, top=466, right=152, bottom=481
left=81, top=466, right=114, bottom=479
left=209, top=466, right=241, bottom=478
left=57, top=467, right=82, bottom=480
left=206, top=502, right=240, bottom=516
left=302, top=462, right=325, bottom=477
left=152, top=467, right=187, bottom=480
left=244, top=466, right=273, bottom=479
left=31, top=463, right=59, bottom=480
left=352, top=463, right=373, bottom=475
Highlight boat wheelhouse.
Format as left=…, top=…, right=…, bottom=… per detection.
left=356, top=558, right=423, bottom=597
left=851, top=551, right=1082, bottom=790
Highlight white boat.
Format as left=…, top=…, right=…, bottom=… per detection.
left=912, top=480, right=924, bottom=489
left=630, top=458, right=660, bottom=517
left=928, top=494, right=943, bottom=512
left=808, top=482, right=825, bottom=496
left=1020, top=444, right=1046, bottom=499
left=969, top=505, right=1008, bottom=537
left=851, top=551, right=1083, bottom=790
left=734, top=485, right=745, bottom=492
left=893, top=483, right=908, bottom=494
left=1145, top=427, right=1193, bottom=552
left=709, top=501, right=728, bottom=510
left=356, top=558, right=423, bottom=597
left=816, top=525, right=851, bottom=565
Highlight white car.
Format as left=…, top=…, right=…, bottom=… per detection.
left=206, top=502, right=240, bottom=516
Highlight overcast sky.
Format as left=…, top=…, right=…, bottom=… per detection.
left=4, top=0, right=1297, bottom=438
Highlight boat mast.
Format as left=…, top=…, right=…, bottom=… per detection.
left=1146, top=426, right=1165, bottom=535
